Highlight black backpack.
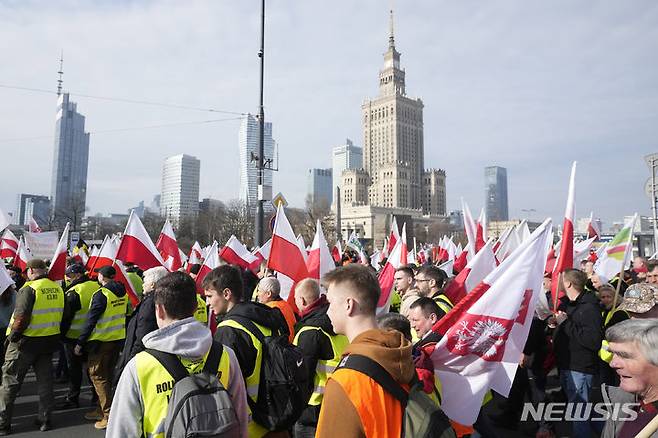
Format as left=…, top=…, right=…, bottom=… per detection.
left=231, top=316, right=311, bottom=431
left=146, top=341, right=240, bottom=438
left=339, top=354, right=456, bottom=438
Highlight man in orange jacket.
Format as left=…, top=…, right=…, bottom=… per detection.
left=256, top=277, right=296, bottom=342
left=316, top=264, right=416, bottom=438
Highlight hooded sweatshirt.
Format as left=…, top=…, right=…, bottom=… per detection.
left=316, top=328, right=415, bottom=438
left=106, top=317, right=248, bottom=438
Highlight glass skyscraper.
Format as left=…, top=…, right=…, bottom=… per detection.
left=160, top=154, right=200, bottom=226
left=238, top=114, right=274, bottom=212
left=485, top=166, right=509, bottom=221
left=50, top=93, right=90, bottom=229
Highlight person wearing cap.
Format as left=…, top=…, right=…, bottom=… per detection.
left=74, top=265, right=127, bottom=430
left=617, top=283, right=658, bottom=319
left=57, top=263, right=100, bottom=409
left=0, top=259, right=64, bottom=434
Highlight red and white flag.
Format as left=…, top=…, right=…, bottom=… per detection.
left=587, top=212, right=601, bottom=240
left=386, top=216, right=400, bottom=256
left=495, top=224, right=521, bottom=264
left=330, top=240, right=343, bottom=264
left=443, top=239, right=497, bottom=306
left=461, top=199, right=477, bottom=260
left=0, top=208, right=10, bottom=232
left=0, top=262, right=14, bottom=294
left=0, top=229, right=19, bottom=259
left=517, top=220, right=531, bottom=244
left=376, top=237, right=407, bottom=314
left=306, top=220, right=335, bottom=281
left=268, top=205, right=309, bottom=302
left=114, top=259, right=140, bottom=307
left=475, top=208, right=487, bottom=252
left=220, top=235, right=260, bottom=272
left=493, top=226, right=514, bottom=254
left=115, top=210, right=165, bottom=270
left=186, top=241, right=204, bottom=272
left=400, top=222, right=409, bottom=266
left=156, top=219, right=183, bottom=271
left=296, top=235, right=309, bottom=263
left=573, top=237, right=596, bottom=268
left=13, top=238, right=31, bottom=272
left=89, top=236, right=119, bottom=275
left=48, top=223, right=69, bottom=281
left=196, top=241, right=220, bottom=293
left=27, top=215, right=42, bottom=233
left=429, top=218, right=553, bottom=425
left=551, top=162, right=576, bottom=310
left=252, top=238, right=272, bottom=264
left=86, top=245, right=99, bottom=270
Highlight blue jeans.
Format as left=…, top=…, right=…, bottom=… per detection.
left=560, top=370, right=594, bottom=438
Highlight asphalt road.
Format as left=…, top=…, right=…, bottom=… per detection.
left=5, top=369, right=104, bottom=437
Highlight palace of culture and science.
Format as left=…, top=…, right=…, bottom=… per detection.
left=338, top=11, right=447, bottom=246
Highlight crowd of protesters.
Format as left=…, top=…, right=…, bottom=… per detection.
left=0, top=247, right=656, bottom=438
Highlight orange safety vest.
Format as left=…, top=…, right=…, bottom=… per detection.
left=267, top=300, right=296, bottom=343
left=328, top=367, right=405, bottom=438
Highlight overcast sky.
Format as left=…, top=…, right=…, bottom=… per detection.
left=1, top=0, right=657, bottom=230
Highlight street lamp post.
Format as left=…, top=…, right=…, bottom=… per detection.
left=254, top=0, right=266, bottom=247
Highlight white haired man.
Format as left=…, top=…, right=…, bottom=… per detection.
left=601, top=318, right=658, bottom=437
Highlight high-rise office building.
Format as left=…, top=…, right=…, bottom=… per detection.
left=239, top=114, right=275, bottom=211
left=485, top=166, right=509, bottom=221
left=332, top=139, right=362, bottom=205
left=17, top=194, right=50, bottom=226
left=307, top=168, right=333, bottom=207
left=160, top=154, right=200, bottom=225
left=50, top=93, right=90, bottom=229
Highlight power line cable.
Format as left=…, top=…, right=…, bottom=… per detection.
left=0, top=83, right=247, bottom=115
left=0, top=116, right=244, bottom=144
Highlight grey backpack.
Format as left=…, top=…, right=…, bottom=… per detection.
left=146, top=341, right=240, bottom=438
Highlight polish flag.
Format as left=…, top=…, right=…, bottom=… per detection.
left=495, top=224, right=521, bottom=264
left=371, top=250, right=383, bottom=270
left=306, top=220, right=335, bottom=281
left=587, top=212, right=602, bottom=240
left=86, top=245, right=100, bottom=270
left=89, top=236, right=119, bottom=275
left=517, top=220, right=531, bottom=244
left=114, top=259, right=140, bottom=307
left=296, top=235, right=309, bottom=263
left=453, top=249, right=468, bottom=274
left=0, top=262, right=14, bottom=294
left=0, top=208, right=10, bottom=232
left=376, top=236, right=406, bottom=314
left=186, top=241, right=203, bottom=272
left=48, top=223, right=70, bottom=281
left=253, top=238, right=272, bottom=264
left=115, top=210, right=166, bottom=270
left=551, top=162, right=576, bottom=310
left=13, top=238, right=31, bottom=272
left=400, top=222, right=409, bottom=266
left=330, top=240, right=343, bottom=264
left=438, top=259, right=454, bottom=277
left=0, top=229, right=19, bottom=259
left=268, top=204, right=309, bottom=302
left=220, top=235, right=260, bottom=271
left=443, top=239, right=497, bottom=306
left=493, top=226, right=514, bottom=254
left=386, top=216, right=400, bottom=256
left=475, top=208, right=487, bottom=252
left=462, top=199, right=477, bottom=260
left=573, top=237, right=596, bottom=268
left=27, top=215, right=42, bottom=233
left=381, top=237, right=389, bottom=258
left=196, top=241, right=220, bottom=293
left=155, top=219, right=182, bottom=271
left=428, top=218, right=553, bottom=425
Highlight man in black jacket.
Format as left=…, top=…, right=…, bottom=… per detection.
left=552, top=268, right=602, bottom=438
left=203, top=265, right=288, bottom=437
left=292, top=278, right=347, bottom=438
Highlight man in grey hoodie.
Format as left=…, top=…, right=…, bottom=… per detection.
left=106, top=271, right=248, bottom=438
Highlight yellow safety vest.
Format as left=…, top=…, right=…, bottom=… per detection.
left=598, top=308, right=628, bottom=363
left=135, top=346, right=231, bottom=438
left=194, top=295, right=208, bottom=324
left=88, top=287, right=127, bottom=342
left=217, top=318, right=271, bottom=438
left=293, top=326, right=348, bottom=406
left=7, top=278, right=64, bottom=337
left=433, top=293, right=454, bottom=315
left=65, top=280, right=99, bottom=340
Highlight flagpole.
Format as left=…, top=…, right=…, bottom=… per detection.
left=635, top=413, right=658, bottom=438
left=611, top=216, right=636, bottom=314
